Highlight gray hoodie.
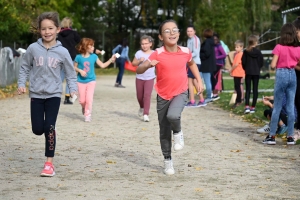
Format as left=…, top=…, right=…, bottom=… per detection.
left=18, top=38, right=77, bottom=99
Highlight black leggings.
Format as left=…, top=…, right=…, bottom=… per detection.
left=245, top=75, right=259, bottom=107
left=264, top=109, right=288, bottom=128
left=31, top=97, right=60, bottom=157
left=234, top=77, right=242, bottom=103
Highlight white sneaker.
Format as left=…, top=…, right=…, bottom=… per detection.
left=163, top=159, right=175, bottom=175
left=85, top=115, right=91, bottom=122
left=143, top=115, right=149, bottom=122
left=257, top=124, right=270, bottom=134
left=173, top=131, right=184, bottom=151
left=138, top=108, right=144, bottom=117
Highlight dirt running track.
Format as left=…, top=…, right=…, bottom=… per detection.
left=0, top=75, right=300, bottom=200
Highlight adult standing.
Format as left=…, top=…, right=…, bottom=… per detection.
left=200, top=29, right=216, bottom=103
left=57, top=17, right=81, bottom=104
left=185, top=25, right=206, bottom=107
left=112, top=38, right=131, bottom=88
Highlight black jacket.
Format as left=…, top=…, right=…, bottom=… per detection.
left=200, top=37, right=216, bottom=73
left=57, top=28, right=81, bottom=60
left=241, top=47, right=264, bottom=75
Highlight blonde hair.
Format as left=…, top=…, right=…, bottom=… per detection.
left=234, top=40, right=244, bottom=47
left=60, top=17, right=73, bottom=28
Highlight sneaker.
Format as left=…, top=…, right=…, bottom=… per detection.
left=85, top=115, right=91, bottom=122
left=118, top=85, right=126, bottom=88
left=64, top=98, right=73, bottom=105
left=163, top=159, right=175, bottom=175
left=244, top=107, right=250, bottom=114
left=197, top=101, right=207, bottom=107
left=204, top=98, right=212, bottom=104
left=185, top=101, right=197, bottom=107
left=138, top=108, right=144, bottom=117
left=257, top=124, right=270, bottom=134
left=114, top=83, right=119, bottom=87
left=143, top=115, right=149, bottom=122
left=262, top=135, right=276, bottom=145
left=212, top=95, right=220, bottom=101
left=250, top=107, right=255, bottom=114
left=287, top=137, right=295, bottom=145
left=40, top=162, right=55, bottom=177
left=173, top=131, right=184, bottom=151
left=276, top=124, right=288, bottom=135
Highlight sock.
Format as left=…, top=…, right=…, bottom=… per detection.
left=164, top=156, right=171, bottom=160
left=190, top=100, right=195, bottom=104
left=245, top=105, right=249, bottom=108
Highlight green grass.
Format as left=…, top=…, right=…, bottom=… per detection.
left=95, top=66, right=135, bottom=76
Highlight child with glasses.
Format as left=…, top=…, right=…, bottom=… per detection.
left=137, top=20, right=204, bottom=175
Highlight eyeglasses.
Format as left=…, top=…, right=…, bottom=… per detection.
left=162, top=28, right=180, bottom=34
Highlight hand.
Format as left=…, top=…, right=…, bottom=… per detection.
left=110, top=55, right=116, bottom=63
left=80, top=70, right=87, bottom=77
left=196, top=82, right=204, bottom=95
left=17, top=87, right=26, bottom=95
left=149, top=60, right=159, bottom=68
left=70, top=92, right=78, bottom=98
left=139, top=57, right=145, bottom=62
left=95, top=49, right=101, bottom=54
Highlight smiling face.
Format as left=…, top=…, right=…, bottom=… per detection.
left=186, top=27, right=195, bottom=38
left=40, top=19, right=60, bottom=47
left=158, top=22, right=180, bottom=47
left=140, top=39, right=152, bottom=52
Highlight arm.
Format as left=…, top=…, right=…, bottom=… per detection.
left=296, top=61, right=300, bottom=71
left=96, top=54, right=116, bottom=68
left=241, top=52, right=246, bottom=70
left=125, top=46, right=131, bottom=62
left=216, top=45, right=226, bottom=60
left=112, top=45, right=120, bottom=54
left=270, top=55, right=278, bottom=69
left=200, top=41, right=212, bottom=59
left=63, top=53, right=78, bottom=95
left=17, top=47, right=32, bottom=94
left=132, top=56, right=144, bottom=66
left=187, top=59, right=204, bottom=93
left=136, top=59, right=158, bottom=74
left=191, top=37, right=200, bottom=59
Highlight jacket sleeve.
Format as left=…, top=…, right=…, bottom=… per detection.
left=241, top=52, right=246, bottom=70
left=200, top=41, right=212, bottom=60
left=191, top=37, right=200, bottom=59
left=112, top=45, right=120, bottom=54
left=259, top=52, right=264, bottom=69
left=18, top=47, right=33, bottom=87
left=216, top=45, right=226, bottom=60
left=63, top=52, right=77, bottom=93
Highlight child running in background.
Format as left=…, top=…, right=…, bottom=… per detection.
left=74, top=38, right=116, bottom=122
left=137, top=20, right=204, bottom=175
left=263, top=23, right=300, bottom=145
left=17, top=12, right=77, bottom=177
left=131, top=35, right=156, bottom=122
left=242, top=35, right=264, bottom=114
left=230, top=40, right=245, bottom=108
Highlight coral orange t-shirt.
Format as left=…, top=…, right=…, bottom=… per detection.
left=148, top=46, right=192, bottom=100
left=231, top=51, right=245, bottom=78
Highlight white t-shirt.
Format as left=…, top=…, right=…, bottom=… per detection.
left=135, top=50, right=156, bottom=80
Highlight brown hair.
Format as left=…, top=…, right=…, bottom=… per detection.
left=203, top=29, right=213, bottom=38
left=292, top=16, right=300, bottom=30
left=76, top=38, right=94, bottom=54
left=140, top=35, right=154, bottom=49
left=246, top=35, right=258, bottom=52
left=31, top=12, right=60, bottom=36
left=279, top=23, right=298, bottom=47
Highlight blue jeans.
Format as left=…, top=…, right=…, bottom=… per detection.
left=200, top=72, right=212, bottom=101
left=270, top=68, right=296, bottom=137
left=60, top=69, right=70, bottom=95
left=116, top=57, right=126, bottom=84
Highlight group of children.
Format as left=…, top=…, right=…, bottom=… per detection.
left=17, top=11, right=300, bottom=177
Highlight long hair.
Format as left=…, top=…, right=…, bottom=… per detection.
left=246, top=35, right=258, bottom=52
left=76, top=38, right=94, bottom=54
left=60, top=17, right=73, bottom=28
left=279, top=23, right=298, bottom=47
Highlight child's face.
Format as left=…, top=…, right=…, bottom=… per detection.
left=235, top=45, right=243, bottom=53
left=40, top=19, right=60, bottom=45
left=159, top=22, right=180, bottom=46
left=87, top=44, right=95, bottom=54
left=140, top=39, right=152, bottom=52
left=186, top=27, right=195, bottom=38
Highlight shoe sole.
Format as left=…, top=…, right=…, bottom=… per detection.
left=174, top=145, right=184, bottom=151
left=262, top=141, right=276, bottom=145
left=164, top=170, right=175, bottom=175
left=287, top=142, right=295, bottom=145
left=40, top=172, right=55, bottom=177
left=212, top=97, right=220, bottom=101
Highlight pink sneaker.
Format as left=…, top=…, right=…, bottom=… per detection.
left=40, top=162, right=55, bottom=177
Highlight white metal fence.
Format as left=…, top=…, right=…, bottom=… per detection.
left=0, top=48, right=24, bottom=87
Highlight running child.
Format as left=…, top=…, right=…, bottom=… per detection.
left=74, top=38, right=116, bottom=122
left=263, top=23, right=300, bottom=145
left=17, top=12, right=78, bottom=177
left=131, top=35, right=156, bottom=122
left=137, top=20, right=204, bottom=175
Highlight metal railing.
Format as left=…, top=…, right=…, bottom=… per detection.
left=0, top=48, right=24, bottom=87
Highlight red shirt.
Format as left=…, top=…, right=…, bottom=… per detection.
left=148, top=46, right=192, bottom=100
